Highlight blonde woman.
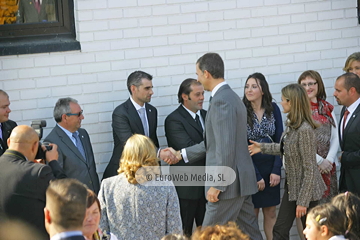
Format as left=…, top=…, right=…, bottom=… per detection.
left=98, top=134, right=182, bottom=239
left=249, top=84, right=326, bottom=239
left=343, top=52, right=360, bottom=77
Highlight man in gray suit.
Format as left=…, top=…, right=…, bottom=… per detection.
left=45, top=97, right=100, bottom=193
left=167, top=53, right=262, bottom=240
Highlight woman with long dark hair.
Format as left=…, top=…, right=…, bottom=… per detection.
left=243, top=73, right=283, bottom=240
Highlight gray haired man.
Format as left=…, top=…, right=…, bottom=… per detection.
left=45, top=97, right=100, bottom=193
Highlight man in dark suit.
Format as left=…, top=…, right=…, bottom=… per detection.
left=45, top=97, right=100, bottom=193
left=166, top=53, right=262, bottom=240
left=0, top=90, right=17, bottom=156
left=103, top=70, right=176, bottom=180
left=44, top=179, right=87, bottom=240
left=334, top=72, right=360, bottom=196
left=165, top=78, right=206, bottom=237
left=0, top=125, right=62, bottom=238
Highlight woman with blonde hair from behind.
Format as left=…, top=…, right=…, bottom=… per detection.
left=98, top=134, right=182, bottom=240
left=191, top=222, right=249, bottom=240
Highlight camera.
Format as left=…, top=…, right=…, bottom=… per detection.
left=31, top=120, right=52, bottom=160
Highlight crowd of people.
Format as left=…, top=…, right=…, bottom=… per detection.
left=0, top=52, right=359, bottom=240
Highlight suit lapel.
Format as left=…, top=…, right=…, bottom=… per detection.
left=126, top=99, right=144, bottom=134
left=55, top=126, right=87, bottom=165
left=342, top=103, right=360, bottom=145
left=145, top=103, right=155, bottom=136
left=178, top=106, right=203, bottom=135
left=0, top=121, right=12, bottom=151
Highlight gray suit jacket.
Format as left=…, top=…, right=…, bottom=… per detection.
left=186, top=84, right=258, bottom=200
left=45, top=125, right=100, bottom=193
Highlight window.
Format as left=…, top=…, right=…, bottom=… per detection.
left=358, top=0, right=360, bottom=24
left=0, top=0, right=80, bottom=56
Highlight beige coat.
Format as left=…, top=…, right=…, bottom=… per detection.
left=261, top=121, right=326, bottom=207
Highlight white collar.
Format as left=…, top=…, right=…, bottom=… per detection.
left=346, top=97, right=360, bottom=114
left=50, top=231, right=83, bottom=240
left=130, top=96, right=145, bottom=111
left=57, top=123, right=78, bottom=138
left=181, top=105, right=201, bottom=119
left=211, top=81, right=228, bottom=97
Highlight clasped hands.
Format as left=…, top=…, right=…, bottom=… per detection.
left=159, top=147, right=182, bottom=164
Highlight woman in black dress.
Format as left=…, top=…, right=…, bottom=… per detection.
left=243, top=73, right=283, bottom=240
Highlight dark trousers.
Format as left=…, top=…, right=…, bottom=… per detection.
left=179, top=197, right=206, bottom=237
left=273, top=185, right=318, bottom=240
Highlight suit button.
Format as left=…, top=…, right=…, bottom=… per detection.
left=89, top=181, right=92, bottom=184
left=288, top=192, right=290, bottom=194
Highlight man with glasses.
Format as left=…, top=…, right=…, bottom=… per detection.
left=45, top=97, right=100, bottom=193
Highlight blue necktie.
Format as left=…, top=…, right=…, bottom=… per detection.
left=138, top=108, right=149, bottom=137
left=72, top=132, right=86, bottom=161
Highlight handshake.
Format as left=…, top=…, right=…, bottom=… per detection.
left=159, top=147, right=182, bottom=165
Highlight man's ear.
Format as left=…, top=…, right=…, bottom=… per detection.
left=181, top=93, right=188, bottom=101
left=44, top=207, right=51, bottom=224
left=203, top=70, right=210, bottom=79
left=130, top=85, right=137, bottom=94
left=32, top=140, right=39, bottom=156
left=7, top=138, right=10, bottom=147
left=349, top=86, right=356, bottom=96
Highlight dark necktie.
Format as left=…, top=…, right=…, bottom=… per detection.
left=342, top=109, right=350, bottom=135
left=195, top=114, right=203, bottom=131
left=72, top=132, right=86, bottom=161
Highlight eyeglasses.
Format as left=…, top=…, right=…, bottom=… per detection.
left=66, top=110, right=83, bottom=117
left=301, top=82, right=317, bottom=87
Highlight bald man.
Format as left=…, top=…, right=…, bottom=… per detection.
left=0, top=125, right=63, bottom=238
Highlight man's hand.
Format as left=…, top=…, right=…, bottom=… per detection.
left=159, top=148, right=180, bottom=165
left=206, top=187, right=220, bottom=203
left=318, top=159, right=333, bottom=174
left=43, top=143, right=59, bottom=163
left=296, top=205, right=307, bottom=218
left=269, top=173, right=280, bottom=187
left=248, top=140, right=261, bottom=156
left=257, top=179, right=265, bottom=191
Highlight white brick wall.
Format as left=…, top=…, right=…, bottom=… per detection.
left=1, top=0, right=359, bottom=238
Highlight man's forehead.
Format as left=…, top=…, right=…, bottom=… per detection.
left=0, top=94, right=9, bottom=104
left=140, top=78, right=152, bottom=86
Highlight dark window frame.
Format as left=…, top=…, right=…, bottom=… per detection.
left=0, top=0, right=80, bottom=56
left=358, top=0, right=360, bottom=24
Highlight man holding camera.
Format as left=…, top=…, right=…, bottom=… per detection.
left=0, top=125, right=63, bottom=238
left=0, top=90, right=17, bottom=156
left=45, top=97, right=100, bottom=193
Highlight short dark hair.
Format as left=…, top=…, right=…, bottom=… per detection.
left=337, top=72, right=360, bottom=94
left=127, top=71, right=153, bottom=95
left=196, top=53, right=224, bottom=79
left=53, top=97, right=78, bottom=123
left=45, top=179, right=88, bottom=230
left=177, top=78, right=201, bottom=104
